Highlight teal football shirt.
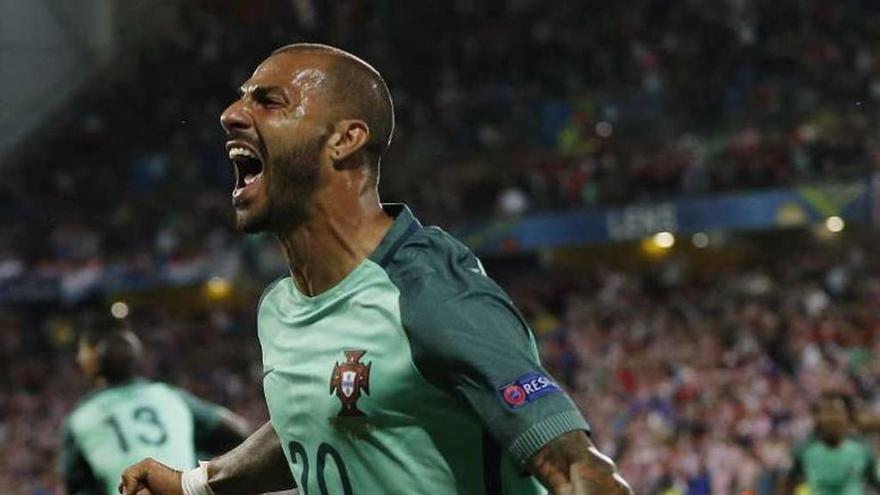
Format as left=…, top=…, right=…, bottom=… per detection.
left=259, top=204, right=589, bottom=495
left=60, top=380, right=224, bottom=495
left=791, top=434, right=879, bottom=495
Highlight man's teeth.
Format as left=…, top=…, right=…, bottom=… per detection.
left=244, top=173, right=260, bottom=185
left=229, top=146, right=258, bottom=160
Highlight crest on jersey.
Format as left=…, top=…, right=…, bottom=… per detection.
left=329, top=350, right=371, bottom=417
left=499, top=372, right=561, bottom=409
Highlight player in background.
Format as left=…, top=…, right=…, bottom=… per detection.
left=777, top=393, right=880, bottom=495
left=60, top=323, right=253, bottom=495
left=120, top=43, right=631, bottom=495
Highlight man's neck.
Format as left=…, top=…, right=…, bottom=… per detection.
left=277, top=192, right=392, bottom=297
left=819, top=431, right=847, bottom=448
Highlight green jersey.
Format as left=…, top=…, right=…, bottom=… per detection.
left=60, top=380, right=225, bottom=495
left=259, top=204, right=589, bottom=495
left=791, top=434, right=879, bottom=495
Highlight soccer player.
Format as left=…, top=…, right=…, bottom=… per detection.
left=120, top=43, right=631, bottom=495
left=61, top=324, right=253, bottom=495
left=777, top=393, right=880, bottom=495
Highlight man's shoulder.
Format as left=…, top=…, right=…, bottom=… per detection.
left=73, top=380, right=165, bottom=411
left=844, top=434, right=873, bottom=453
left=798, top=434, right=871, bottom=456
left=405, top=224, right=474, bottom=261
left=69, top=388, right=101, bottom=416
left=384, top=224, right=490, bottom=295
left=382, top=223, right=530, bottom=349
left=67, top=385, right=123, bottom=430
left=258, top=275, right=289, bottom=309
left=68, top=384, right=120, bottom=422
left=793, top=434, right=817, bottom=456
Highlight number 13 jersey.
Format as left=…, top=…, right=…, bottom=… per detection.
left=61, top=380, right=224, bottom=495
left=259, top=204, right=589, bottom=495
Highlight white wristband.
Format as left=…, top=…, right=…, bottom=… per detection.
left=181, top=461, right=215, bottom=495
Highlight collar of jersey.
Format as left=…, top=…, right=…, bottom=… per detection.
left=285, top=203, right=418, bottom=305
left=284, top=261, right=374, bottom=306
left=369, top=203, right=420, bottom=267
left=80, top=377, right=149, bottom=405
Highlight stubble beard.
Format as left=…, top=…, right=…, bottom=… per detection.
left=238, top=136, right=324, bottom=235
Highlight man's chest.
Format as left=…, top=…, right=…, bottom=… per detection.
left=805, top=443, right=866, bottom=487
left=258, top=291, right=436, bottom=438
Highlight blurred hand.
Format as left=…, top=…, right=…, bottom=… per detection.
left=118, top=458, right=183, bottom=495
left=566, top=458, right=633, bottom=495
left=531, top=431, right=633, bottom=495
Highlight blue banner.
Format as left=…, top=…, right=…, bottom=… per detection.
left=456, top=179, right=873, bottom=254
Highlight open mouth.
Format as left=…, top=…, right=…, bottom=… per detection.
left=229, top=144, right=264, bottom=194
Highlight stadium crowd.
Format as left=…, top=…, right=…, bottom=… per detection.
left=4, top=0, right=880, bottom=283
left=2, top=245, right=879, bottom=495
left=510, top=245, right=880, bottom=494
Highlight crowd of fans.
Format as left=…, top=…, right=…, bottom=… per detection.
left=506, top=244, right=880, bottom=494
left=4, top=0, right=880, bottom=287
left=2, top=240, right=879, bottom=494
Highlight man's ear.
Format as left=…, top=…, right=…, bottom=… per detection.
left=327, top=119, right=371, bottom=164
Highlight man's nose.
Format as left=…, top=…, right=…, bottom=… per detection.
left=220, top=100, right=250, bottom=134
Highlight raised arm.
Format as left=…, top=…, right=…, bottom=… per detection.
left=529, top=431, right=632, bottom=495
left=175, top=387, right=252, bottom=455
left=203, top=409, right=252, bottom=452
left=119, top=421, right=294, bottom=495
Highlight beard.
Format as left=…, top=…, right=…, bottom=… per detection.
left=238, top=134, right=324, bottom=234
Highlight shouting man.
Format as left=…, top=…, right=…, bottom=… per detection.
left=120, top=43, right=631, bottom=495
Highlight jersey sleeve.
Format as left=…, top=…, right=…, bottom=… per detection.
left=863, top=441, right=880, bottom=488
left=392, top=240, right=589, bottom=467
left=59, top=418, right=101, bottom=495
left=173, top=388, right=226, bottom=444
left=788, top=438, right=808, bottom=483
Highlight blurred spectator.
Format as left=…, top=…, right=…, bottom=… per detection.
left=5, top=0, right=880, bottom=282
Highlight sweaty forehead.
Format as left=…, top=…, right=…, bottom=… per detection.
left=249, top=53, right=330, bottom=94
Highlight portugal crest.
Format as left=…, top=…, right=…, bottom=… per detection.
left=329, top=350, right=371, bottom=417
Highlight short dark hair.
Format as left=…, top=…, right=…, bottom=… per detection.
left=271, top=43, right=395, bottom=181
left=80, top=323, right=143, bottom=385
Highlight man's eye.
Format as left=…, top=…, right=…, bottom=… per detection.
left=252, top=94, right=282, bottom=107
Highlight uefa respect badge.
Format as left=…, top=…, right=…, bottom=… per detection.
left=499, top=372, right=561, bottom=409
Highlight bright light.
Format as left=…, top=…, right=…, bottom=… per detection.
left=825, top=216, right=845, bottom=233
left=692, top=232, right=709, bottom=248
left=110, top=301, right=129, bottom=319
left=595, top=121, right=614, bottom=138
left=653, top=232, right=675, bottom=249
left=205, top=276, right=233, bottom=300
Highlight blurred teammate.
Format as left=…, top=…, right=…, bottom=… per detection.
left=778, top=393, right=880, bottom=495
left=61, top=324, right=251, bottom=495
left=120, top=43, right=631, bottom=495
